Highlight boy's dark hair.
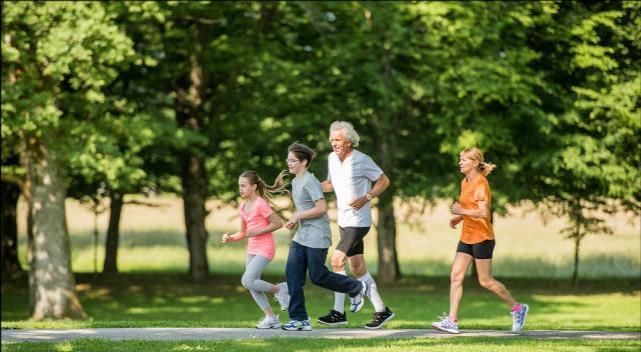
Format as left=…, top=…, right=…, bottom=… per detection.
left=288, top=142, right=316, bottom=167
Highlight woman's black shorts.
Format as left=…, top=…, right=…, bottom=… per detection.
left=456, top=240, right=495, bottom=259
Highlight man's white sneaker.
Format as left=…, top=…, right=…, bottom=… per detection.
left=256, top=315, right=281, bottom=329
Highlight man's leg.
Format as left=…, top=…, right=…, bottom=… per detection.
left=348, top=254, right=385, bottom=312
left=329, top=249, right=349, bottom=313
left=328, top=227, right=367, bottom=312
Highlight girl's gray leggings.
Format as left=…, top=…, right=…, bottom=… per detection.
left=241, top=254, right=273, bottom=310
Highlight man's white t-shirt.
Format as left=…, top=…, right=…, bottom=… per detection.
left=328, top=149, right=383, bottom=227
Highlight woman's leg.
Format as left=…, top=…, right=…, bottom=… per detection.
left=475, top=259, right=518, bottom=307
left=449, top=252, right=473, bottom=321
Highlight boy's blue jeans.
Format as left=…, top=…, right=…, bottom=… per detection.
left=285, top=240, right=362, bottom=321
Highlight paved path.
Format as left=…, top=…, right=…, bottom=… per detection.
left=2, top=328, right=639, bottom=343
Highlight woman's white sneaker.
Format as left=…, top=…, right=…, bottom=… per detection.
left=431, top=314, right=460, bottom=334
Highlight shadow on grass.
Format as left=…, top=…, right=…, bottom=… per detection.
left=2, top=273, right=639, bottom=331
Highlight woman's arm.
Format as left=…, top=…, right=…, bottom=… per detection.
left=450, top=200, right=489, bottom=219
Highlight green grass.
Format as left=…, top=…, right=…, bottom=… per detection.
left=6, top=198, right=640, bottom=350
left=2, top=274, right=640, bottom=331
left=2, top=337, right=640, bottom=352
left=15, top=198, right=641, bottom=278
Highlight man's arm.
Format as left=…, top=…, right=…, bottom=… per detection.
left=349, top=173, right=391, bottom=210
left=321, top=180, right=334, bottom=193
left=368, top=173, right=390, bottom=199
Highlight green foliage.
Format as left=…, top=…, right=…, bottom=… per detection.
left=2, top=2, right=639, bottom=282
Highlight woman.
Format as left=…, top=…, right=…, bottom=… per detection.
left=432, top=147, right=528, bottom=334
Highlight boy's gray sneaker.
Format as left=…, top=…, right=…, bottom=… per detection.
left=274, top=282, right=290, bottom=311
left=511, top=304, right=529, bottom=332
left=349, top=281, right=369, bottom=313
left=282, top=319, right=312, bottom=331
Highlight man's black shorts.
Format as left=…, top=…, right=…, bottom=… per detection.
left=336, top=226, right=370, bottom=257
left=456, top=240, right=495, bottom=259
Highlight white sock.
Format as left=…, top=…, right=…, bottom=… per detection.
left=358, top=272, right=385, bottom=312
left=333, top=271, right=347, bottom=313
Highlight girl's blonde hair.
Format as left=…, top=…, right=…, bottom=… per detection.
left=461, top=147, right=497, bottom=176
left=239, top=170, right=290, bottom=208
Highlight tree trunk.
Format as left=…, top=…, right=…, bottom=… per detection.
left=376, top=186, right=400, bottom=284
left=182, top=156, right=209, bottom=282
left=25, top=137, right=86, bottom=320
left=102, top=192, right=123, bottom=274
left=571, top=234, right=581, bottom=287
left=177, top=50, right=209, bottom=282
left=375, top=138, right=400, bottom=284
left=1, top=180, right=22, bottom=279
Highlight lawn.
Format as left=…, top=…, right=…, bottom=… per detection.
left=3, top=337, right=640, bottom=352
left=15, top=197, right=641, bottom=279
left=2, top=274, right=639, bottom=331
left=4, top=197, right=640, bottom=351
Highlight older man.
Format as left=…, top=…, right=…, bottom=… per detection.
left=317, top=120, right=395, bottom=329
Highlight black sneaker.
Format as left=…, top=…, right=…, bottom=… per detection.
left=364, top=307, right=395, bottom=329
left=317, top=309, right=348, bottom=325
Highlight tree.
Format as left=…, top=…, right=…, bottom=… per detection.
left=526, top=1, right=641, bottom=284
left=2, top=2, right=134, bottom=319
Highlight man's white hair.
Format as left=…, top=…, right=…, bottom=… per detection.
left=329, top=121, right=360, bottom=147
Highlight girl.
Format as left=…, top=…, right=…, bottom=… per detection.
left=432, top=147, right=529, bottom=334
left=281, top=142, right=367, bottom=331
left=222, top=170, right=291, bottom=329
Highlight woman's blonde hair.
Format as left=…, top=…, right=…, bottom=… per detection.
left=239, top=170, right=290, bottom=208
left=461, top=147, right=497, bottom=176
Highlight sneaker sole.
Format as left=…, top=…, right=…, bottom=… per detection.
left=256, top=324, right=281, bottom=329
left=316, top=319, right=348, bottom=326
left=282, top=326, right=312, bottom=331
left=431, top=323, right=460, bottom=334
left=364, top=312, right=395, bottom=330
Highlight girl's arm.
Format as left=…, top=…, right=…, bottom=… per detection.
left=222, top=218, right=248, bottom=243
left=246, top=212, right=283, bottom=237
